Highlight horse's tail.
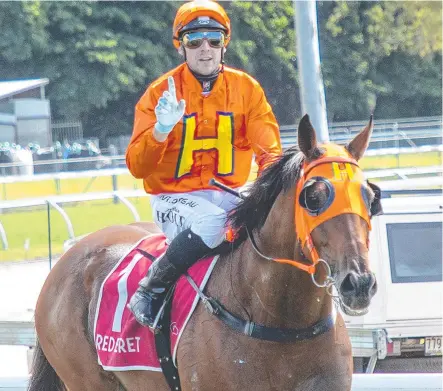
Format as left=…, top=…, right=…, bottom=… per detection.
left=28, top=339, right=65, bottom=391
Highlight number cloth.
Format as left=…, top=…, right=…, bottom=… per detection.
left=94, top=234, right=218, bottom=370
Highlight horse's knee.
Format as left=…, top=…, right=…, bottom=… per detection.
left=62, top=375, right=119, bottom=391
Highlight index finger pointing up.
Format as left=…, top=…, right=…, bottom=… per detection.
left=168, top=76, right=177, bottom=103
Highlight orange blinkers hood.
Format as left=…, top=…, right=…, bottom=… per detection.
left=295, top=144, right=371, bottom=249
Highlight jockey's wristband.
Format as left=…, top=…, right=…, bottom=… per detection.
left=154, top=122, right=174, bottom=134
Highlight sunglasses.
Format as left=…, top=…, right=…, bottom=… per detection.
left=181, top=31, right=226, bottom=49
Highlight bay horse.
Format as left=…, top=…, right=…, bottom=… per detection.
left=29, top=114, right=379, bottom=391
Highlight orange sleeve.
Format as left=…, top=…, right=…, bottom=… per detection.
left=246, top=82, right=282, bottom=176
left=125, top=86, right=167, bottom=179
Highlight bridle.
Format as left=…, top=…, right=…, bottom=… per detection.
left=182, top=153, right=380, bottom=346
left=243, top=153, right=373, bottom=294
left=246, top=227, right=335, bottom=290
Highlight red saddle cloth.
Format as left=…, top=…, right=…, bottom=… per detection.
left=93, top=233, right=218, bottom=371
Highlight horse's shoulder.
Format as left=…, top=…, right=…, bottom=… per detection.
left=128, top=221, right=161, bottom=234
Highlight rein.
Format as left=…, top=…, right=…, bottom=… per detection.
left=210, top=176, right=336, bottom=289
left=156, top=157, right=370, bottom=389
left=195, top=151, right=370, bottom=343
left=210, top=154, right=362, bottom=289
left=181, top=171, right=362, bottom=343
left=195, top=153, right=368, bottom=341
left=246, top=228, right=334, bottom=290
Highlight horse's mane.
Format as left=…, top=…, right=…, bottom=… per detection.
left=223, top=146, right=305, bottom=248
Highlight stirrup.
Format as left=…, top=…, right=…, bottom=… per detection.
left=149, top=285, right=176, bottom=333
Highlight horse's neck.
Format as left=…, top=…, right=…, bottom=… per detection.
left=223, top=191, right=332, bottom=329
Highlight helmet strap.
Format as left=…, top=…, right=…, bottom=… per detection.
left=182, top=44, right=187, bottom=62
left=220, top=48, right=225, bottom=73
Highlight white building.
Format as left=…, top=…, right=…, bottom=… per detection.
left=0, top=79, right=51, bottom=147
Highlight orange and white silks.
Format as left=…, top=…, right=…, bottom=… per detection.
left=126, top=63, right=282, bottom=195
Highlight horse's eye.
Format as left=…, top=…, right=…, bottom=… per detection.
left=299, top=178, right=334, bottom=216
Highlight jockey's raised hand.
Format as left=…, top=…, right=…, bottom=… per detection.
left=154, top=76, right=186, bottom=136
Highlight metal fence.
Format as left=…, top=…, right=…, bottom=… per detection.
left=102, top=116, right=442, bottom=155
left=3, top=115, right=441, bottom=157
left=0, top=168, right=441, bottom=256
left=51, top=120, right=83, bottom=144
left=279, top=116, right=442, bottom=150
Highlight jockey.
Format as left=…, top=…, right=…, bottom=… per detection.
left=126, top=0, right=282, bottom=329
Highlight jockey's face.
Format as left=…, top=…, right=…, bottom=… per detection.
left=179, top=29, right=225, bottom=76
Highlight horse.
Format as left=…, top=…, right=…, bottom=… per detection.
left=28, top=114, right=379, bottom=391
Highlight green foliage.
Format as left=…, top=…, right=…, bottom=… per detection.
left=0, top=1, right=441, bottom=133
left=319, top=1, right=442, bottom=121
left=226, top=1, right=299, bottom=123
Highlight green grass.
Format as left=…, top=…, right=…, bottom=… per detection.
left=0, top=150, right=440, bottom=262
left=0, top=198, right=153, bottom=262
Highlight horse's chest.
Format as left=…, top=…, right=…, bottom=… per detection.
left=178, top=310, right=351, bottom=391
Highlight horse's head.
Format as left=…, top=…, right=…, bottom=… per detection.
left=296, top=114, right=380, bottom=316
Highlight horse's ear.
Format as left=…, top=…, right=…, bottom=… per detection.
left=298, top=114, right=318, bottom=159
left=347, top=115, right=374, bottom=161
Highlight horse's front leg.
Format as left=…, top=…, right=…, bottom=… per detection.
left=297, top=371, right=352, bottom=391
left=115, top=371, right=170, bottom=391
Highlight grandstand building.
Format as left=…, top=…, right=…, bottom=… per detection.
left=0, top=78, right=51, bottom=147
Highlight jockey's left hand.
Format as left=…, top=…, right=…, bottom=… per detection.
left=154, top=76, right=186, bottom=135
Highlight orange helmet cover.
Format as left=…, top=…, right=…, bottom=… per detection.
left=173, top=0, right=231, bottom=49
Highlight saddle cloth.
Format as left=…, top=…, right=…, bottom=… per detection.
left=93, top=233, right=218, bottom=371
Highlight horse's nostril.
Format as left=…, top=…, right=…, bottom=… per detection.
left=341, top=272, right=378, bottom=297
left=369, top=275, right=378, bottom=295
left=340, top=273, right=357, bottom=295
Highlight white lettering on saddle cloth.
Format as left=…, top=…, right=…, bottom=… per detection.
left=95, top=334, right=141, bottom=353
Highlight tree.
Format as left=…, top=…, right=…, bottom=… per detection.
left=318, top=1, right=442, bottom=121
left=85, top=1, right=301, bottom=136
left=226, top=1, right=299, bottom=124
left=0, top=1, right=441, bottom=140
left=0, top=1, right=181, bottom=136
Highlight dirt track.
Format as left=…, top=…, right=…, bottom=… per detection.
left=0, top=258, right=54, bottom=377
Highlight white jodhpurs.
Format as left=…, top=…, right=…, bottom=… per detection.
left=150, top=189, right=240, bottom=249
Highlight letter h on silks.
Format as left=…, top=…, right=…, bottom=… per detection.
left=176, top=112, right=234, bottom=178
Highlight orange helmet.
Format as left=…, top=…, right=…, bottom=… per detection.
left=172, top=0, right=231, bottom=49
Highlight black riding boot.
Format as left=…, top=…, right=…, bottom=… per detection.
left=128, top=228, right=211, bottom=329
